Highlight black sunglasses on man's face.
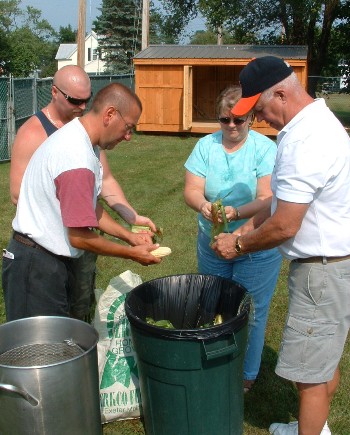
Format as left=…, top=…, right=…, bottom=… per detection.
left=54, top=85, right=92, bottom=106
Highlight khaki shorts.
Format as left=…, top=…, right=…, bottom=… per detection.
left=275, top=258, right=350, bottom=383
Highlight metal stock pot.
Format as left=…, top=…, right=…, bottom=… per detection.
left=0, top=316, right=102, bottom=435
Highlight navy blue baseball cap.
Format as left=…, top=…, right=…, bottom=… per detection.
left=232, top=56, right=294, bottom=116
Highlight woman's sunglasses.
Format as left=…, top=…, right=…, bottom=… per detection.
left=218, top=116, right=248, bottom=125
left=54, top=85, right=92, bottom=106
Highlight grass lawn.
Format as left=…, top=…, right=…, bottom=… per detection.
left=1, top=94, right=350, bottom=434
left=321, top=92, right=350, bottom=128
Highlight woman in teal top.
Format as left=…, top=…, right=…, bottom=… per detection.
left=184, top=85, right=282, bottom=392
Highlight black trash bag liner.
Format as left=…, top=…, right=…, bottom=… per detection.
left=125, top=273, right=251, bottom=340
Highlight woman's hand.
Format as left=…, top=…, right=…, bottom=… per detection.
left=224, top=206, right=238, bottom=222
left=200, top=201, right=212, bottom=221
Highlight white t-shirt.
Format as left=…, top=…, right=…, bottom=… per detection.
left=271, top=98, right=350, bottom=259
left=13, top=118, right=103, bottom=257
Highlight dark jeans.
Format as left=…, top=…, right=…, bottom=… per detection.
left=2, top=238, right=76, bottom=321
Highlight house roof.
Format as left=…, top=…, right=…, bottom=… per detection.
left=55, top=44, right=77, bottom=60
left=55, top=31, right=99, bottom=60
left=133, top=44, right=308, bottom=60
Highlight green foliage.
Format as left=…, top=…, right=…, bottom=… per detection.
left=190, top=29, right=217, bottom=45
left=163, top=0, right=347, bottom=92
left=23, top=6, right=56, bottom=40
left=8, top=26, right=57, bottom=77
left=149, top=5, right=181, bottom=44
left=0, top=1, right=58, bottom=77
left=0, top=0, right=22, bottom=32
left=94, top=0, right=142, bottom=74
left=56, top=24, right=77, bottom=44
left=93, top=0, right=180, bottom=70
left=328, top=0, right=350, bottom=92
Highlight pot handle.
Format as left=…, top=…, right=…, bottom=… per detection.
left=0, top=383, right=39, bottom=406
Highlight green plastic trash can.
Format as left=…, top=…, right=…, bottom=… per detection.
left=125, top=273, right=251, bottom=435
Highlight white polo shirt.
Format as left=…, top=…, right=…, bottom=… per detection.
left=271, top=98, right=350, bottom=260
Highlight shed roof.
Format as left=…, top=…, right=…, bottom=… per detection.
left=134, top=44, right=308, bottom=60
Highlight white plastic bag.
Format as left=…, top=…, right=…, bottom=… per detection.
left=93, top=270, right=142, bottom=423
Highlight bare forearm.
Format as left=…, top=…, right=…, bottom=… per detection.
left=184, top=188, right=208, bottom=213
left=96, top=202, right=132, bottom=242
left=213, top=200, right=308, bottom=259
left=238, top=215, right=291, bottom=253
left=69, top=227, right=133, bottom=258
left=100, top=178, right=138, bottom=222
left=235, top=197, right=272, bottom=221
left=68, top=227, right=160, bottom=266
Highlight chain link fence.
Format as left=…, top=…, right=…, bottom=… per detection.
left=0, top=74, right=134, bottom=162
left=308, top=76, right=350, bottom=130
left=1, top=74, right=348, bottom=162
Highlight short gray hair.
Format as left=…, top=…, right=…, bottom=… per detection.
left=260, top=72, right=300, bottom=103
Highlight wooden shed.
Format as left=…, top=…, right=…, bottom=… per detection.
left=133, top=44, right=308, bottom=136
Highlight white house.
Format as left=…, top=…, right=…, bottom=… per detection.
left=55, top=31, right=106, bottom=74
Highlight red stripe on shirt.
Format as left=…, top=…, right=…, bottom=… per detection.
left=55, top=168, right=99, bottom=228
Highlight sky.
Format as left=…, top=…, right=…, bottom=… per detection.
left=19, top=0, right=206, bottom=37
left=20, top=0, right=102, bottom=32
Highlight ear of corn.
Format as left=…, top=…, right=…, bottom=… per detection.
left=131, top=225, right=150, bottom=233
left=151, top=247, right=172, bottom=258
left=210, top=199, right=229, bottom=246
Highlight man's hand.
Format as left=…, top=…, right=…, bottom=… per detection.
left=211, top=232, right=240, bottom=259
left=132, top=215, right=157, bottom=232
left=129, top=244, right=162, bottom=266
left=127, top=230, right=154, bottom=246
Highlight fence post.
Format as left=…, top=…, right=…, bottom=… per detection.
left=7, top=75, right=15, bottom=158
left=33, top=73, right=38, bottom=113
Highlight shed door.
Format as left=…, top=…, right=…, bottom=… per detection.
left=183, top=66, right=193, bottom=130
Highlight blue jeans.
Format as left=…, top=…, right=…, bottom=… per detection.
left=198, top=229, right=282, bottom=381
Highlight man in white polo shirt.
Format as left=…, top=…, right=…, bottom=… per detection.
left=212, top=56, right=350, bottom=435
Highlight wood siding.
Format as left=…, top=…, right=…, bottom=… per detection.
left=134, top=58, right=307, bottom=136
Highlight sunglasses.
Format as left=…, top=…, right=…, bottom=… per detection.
left=54, top=85, right=92, bottom=106
left=218, top=116, right=248, bottom=125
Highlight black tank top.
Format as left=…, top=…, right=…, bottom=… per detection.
left=35, top=110, right=58, bottom=137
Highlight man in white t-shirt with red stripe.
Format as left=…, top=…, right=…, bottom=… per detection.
left=2, top=83, right=161, bottom=321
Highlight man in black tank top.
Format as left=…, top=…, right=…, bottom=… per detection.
left=35, top=110, right=58, bottom=136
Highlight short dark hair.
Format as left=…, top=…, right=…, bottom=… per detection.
left=91, top=83, right=142, bottom=114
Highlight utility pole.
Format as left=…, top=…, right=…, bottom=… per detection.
left=77, top=0, right=86, bottom=68
left=141, top=0, right=150, bottom=50
left=217, top=26, right=223, bottom=45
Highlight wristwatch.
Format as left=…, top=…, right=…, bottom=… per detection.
left=234, top=236, right=243, bottom=255
left=234, top=207, right=240, bottom=220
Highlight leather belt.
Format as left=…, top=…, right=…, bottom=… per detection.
left=293, top=254, right=350, bottom=264
left=13, top=231, right=68, bottom=259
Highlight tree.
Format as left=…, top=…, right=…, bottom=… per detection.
left=149, top=4, right=183, bottom=44
left=94, top=0, right=143, bottom=74
left=0, top=0, right=22, bottom=72
left=328, top=0, right=350, bottom=91
left=189, top=28, right=242, bottom=45
left=93, top=0, right=180, bottom=72
left=0, top=0, right=22, bottom=32
left=160, top=0, right=345, bottom=95
left=56, top=25, right=77, bottom=44
left=0, top=2, right=57, bottom=77
left=190, top=29, right=217, bottom=45
left=8, top=26, right=57, bottom=77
